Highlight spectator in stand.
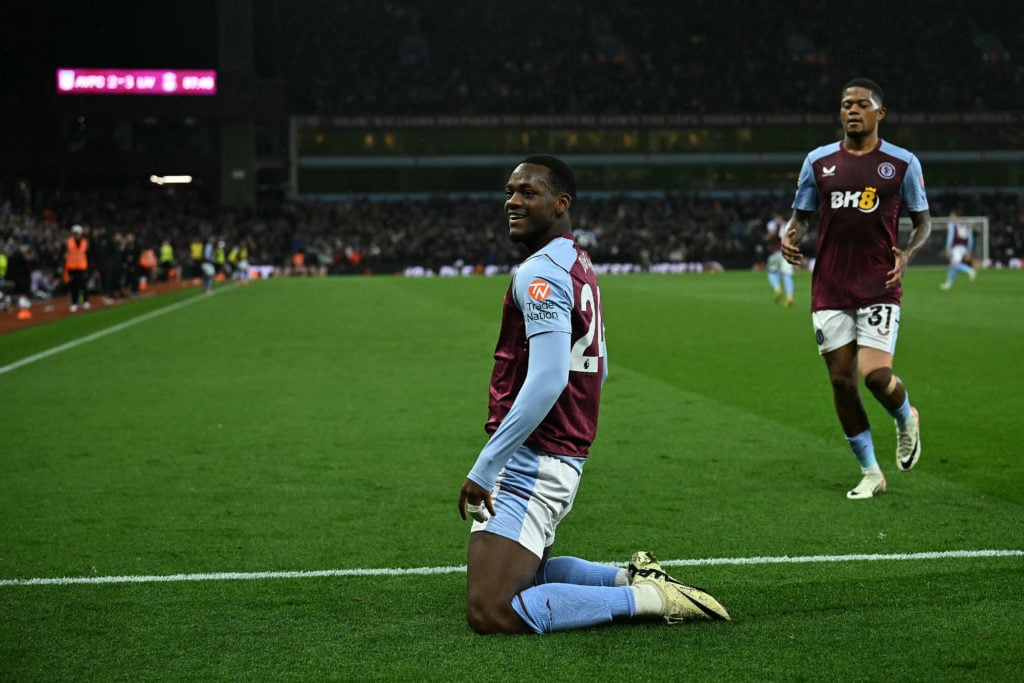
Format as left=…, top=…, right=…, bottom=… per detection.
left=91, top=225, right=122, bottom=304
left=290, top=249, right=307, bottom=276
left=5, top=244, right=32, bottom=302
left=122, top=232, right=141, bottom=296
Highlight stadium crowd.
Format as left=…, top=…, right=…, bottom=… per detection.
left=277, top=0, right=1024, bottom=115
left=3, top=1, right=1023, bottom=308
left=3, top=185, right=1022, bottom=306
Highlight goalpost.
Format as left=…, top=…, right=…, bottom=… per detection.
left=898, top=215, right=989, bottom=267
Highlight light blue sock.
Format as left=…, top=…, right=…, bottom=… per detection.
left=887, top=393, right=912, bottom=426
left=783, top=273, right=794, bottom=296
left=511, top=584, right=636, bottom=633
left=536, top=556, right=623, bottom=587
left=846, top=429, right=878, bottom=470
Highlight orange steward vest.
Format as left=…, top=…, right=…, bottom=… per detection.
left=65, top=237, right=89, bottom=271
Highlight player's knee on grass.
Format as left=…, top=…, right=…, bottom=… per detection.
left=465, top=593, right=529, bottom=634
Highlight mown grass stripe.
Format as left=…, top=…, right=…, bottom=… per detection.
left=0, top=284, right=238, bottom=376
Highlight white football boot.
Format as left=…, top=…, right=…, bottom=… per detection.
left=896, top=406, right=921, bottom=472
left=847, top=471, right=887, bottom=500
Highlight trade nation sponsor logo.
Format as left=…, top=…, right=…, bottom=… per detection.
left=528, top=279, right=551, bottom=301
left=526, top=278, right=558, bottom=322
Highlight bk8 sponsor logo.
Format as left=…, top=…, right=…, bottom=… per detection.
left=830, top=187, right=879, bottom=213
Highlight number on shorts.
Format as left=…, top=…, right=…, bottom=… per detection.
left=867, top=305, right=893, bottom=331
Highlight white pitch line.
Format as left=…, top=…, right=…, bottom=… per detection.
left=1, top=549, right=1020, bottom=587
left=0, top=284, right=237, bottom=376
left=656, top=548, right=1024, bottom=567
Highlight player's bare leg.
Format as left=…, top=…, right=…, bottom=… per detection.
left=823, top=343, right=869, bottom=436
left=860, top=347, right=920, bottom=471
left=465, top=531, right=545, bottom=634
left=859, top=348, right=901, bottom=409
left=824, top=343, right=885, bottom=498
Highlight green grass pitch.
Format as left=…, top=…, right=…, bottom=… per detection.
left=2, top=267, right=1022, bottom=680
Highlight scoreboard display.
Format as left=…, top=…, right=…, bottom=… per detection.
left=57, top=68, right=217, bottom=95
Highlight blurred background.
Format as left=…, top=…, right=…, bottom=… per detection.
left=2, top=0, right=1022, bottom=285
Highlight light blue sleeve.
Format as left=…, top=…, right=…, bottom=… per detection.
left=946, top=224, right=954, bottom=250
left=899, top=155, right=929, bottom=213
left=466, top=331, right=570, bottom=491
left=513, top=255, right=573, bottom=339
left=792, top=155, right=818, bottom=212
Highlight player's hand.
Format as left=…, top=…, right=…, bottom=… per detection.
left=458, top=478, right=494, bottom=521
left=886, top=246, right=908, bottom=289
left=781, top=228, right=804, bottom=265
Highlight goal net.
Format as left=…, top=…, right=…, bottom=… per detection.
left=898, top=215, right=989, bottom=267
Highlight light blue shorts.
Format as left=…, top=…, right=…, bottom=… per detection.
left=768, top=251, right=794, bottom=276
left=470, top=445, right=582, bottom=559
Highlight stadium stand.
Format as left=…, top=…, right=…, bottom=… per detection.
left=2, top=0, right=1022, bottom=295
left=271, top=0, right=1024, bottom=115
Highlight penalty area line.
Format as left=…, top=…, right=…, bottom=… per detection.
left=1, top=549, right=1020, bottom=587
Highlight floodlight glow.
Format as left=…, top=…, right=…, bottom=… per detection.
left=150, top=175, right=193, bottom=185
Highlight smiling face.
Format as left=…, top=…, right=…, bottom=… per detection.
left=504, top=162, right=571, bottom=251
left=840, top=86, right=885, bottom=142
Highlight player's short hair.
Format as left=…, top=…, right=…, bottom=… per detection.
left=842, top=78, right=884, bottom=107
left=521, top=154, right=577, bottom=203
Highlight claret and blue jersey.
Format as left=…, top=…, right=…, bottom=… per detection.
left=793, top=139, right=929, bottom=311
left=487, top=234, right=606, bottom=460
